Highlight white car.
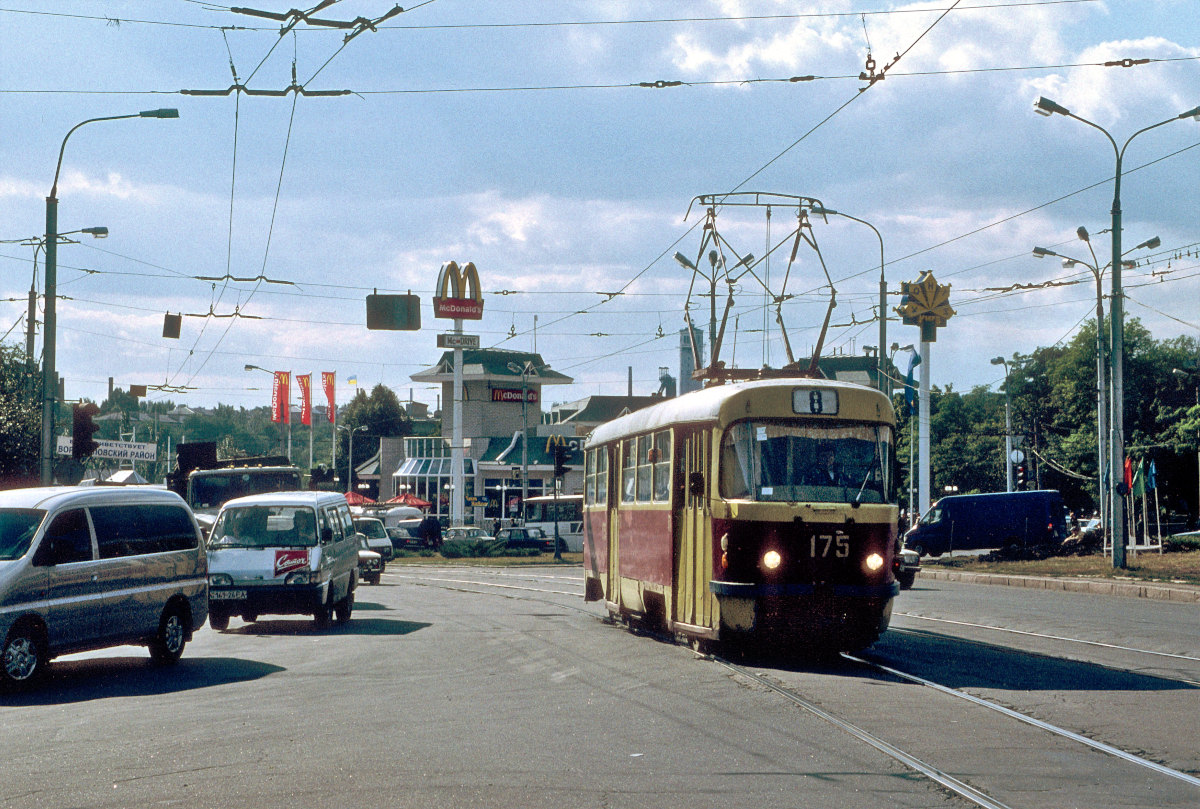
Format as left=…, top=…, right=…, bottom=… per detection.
left=352, top=516, right=394, bottom=561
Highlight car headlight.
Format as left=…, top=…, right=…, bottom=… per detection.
left=762, top=550, right=782, bottom=571
left=286, top=571, right=312, bottom=585
left=209, top=573, right=232, bottom=587
left=864, top=553, right=884, bottom=572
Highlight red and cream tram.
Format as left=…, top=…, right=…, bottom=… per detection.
left=582, top=378, right=899, bottom=652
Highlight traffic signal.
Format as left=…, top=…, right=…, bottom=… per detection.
left=72, top=403, right=101, bottom=460
left=553, top=444, right=569, bottom=479
left=1015, top=464, right=1026, bottom=490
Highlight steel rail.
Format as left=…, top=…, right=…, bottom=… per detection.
left=844, top=652, right=1200, bottom=789
left=710, top=656, right=1015, bottom=809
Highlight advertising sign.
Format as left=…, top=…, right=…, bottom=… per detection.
left=433, top=260, right=484, bottom=320
left=491, top=388, right=539, bottom=404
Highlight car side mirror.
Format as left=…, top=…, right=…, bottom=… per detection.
left=688, top=471, right=705, bottom=497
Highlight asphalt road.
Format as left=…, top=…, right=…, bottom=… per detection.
left=2, top=566, right=1197, bottom=808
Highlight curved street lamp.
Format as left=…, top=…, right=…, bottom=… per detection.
left=1034, top=95, right=1199, bottom=567
left=990, top=357, right=1014, bottom=493
left=810, top=206, right=887, bottom=394
left=338, top=424, right=368, bottom=494
left=41, top=108, right=178, bottom=484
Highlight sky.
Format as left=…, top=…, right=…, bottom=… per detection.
left=1, top=0, right=1198, bottom=419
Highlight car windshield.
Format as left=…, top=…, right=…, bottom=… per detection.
left=0, top=509, right=45, bottom=561
left=355, top=519, right=387, bottom=539
left=209, top=505, right=318, bottom=548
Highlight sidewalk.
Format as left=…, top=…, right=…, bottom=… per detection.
left=918, top=568, right=1200, bottom=603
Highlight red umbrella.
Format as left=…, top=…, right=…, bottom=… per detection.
left=384, top=492, right=431, bottom=508
left=344, top=491, right=376, bottom=505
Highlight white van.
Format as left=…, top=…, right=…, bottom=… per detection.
left=0, top=486, right=208, bottom=687
left=206, top=491, right=359, bottom=630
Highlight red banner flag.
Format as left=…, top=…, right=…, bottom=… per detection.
left=322, top=372, right=336, bottom=423
left=298, top=374, right=312, bottom=426
left=272, top=371, right=291, bottom=424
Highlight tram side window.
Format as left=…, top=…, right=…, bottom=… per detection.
left=652, top=431, right=671, bottom=502
left=596, top=448, right=608, bottom=505
left=636, top=435, right=652, bottom=502
left=621, top=439, right=637, bottom=503
left=585, top=450, right=596, bottom=505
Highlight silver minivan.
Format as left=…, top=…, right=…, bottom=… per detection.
left=206, top=491, right=359, bottom=629
left=0, top=486, right=208, bottom=687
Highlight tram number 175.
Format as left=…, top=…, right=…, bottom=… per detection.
left=810, top=533, right=850, bottom=558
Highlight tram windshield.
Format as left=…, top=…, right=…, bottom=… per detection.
left=720, top=421, right=894, bottom=504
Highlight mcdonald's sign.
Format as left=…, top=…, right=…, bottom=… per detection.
left=433, top=260, right=484, bottom=320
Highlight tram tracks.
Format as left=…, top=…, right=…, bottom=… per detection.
left=396, top=566, right=1200, bottom=806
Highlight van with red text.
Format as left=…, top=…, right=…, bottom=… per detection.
left=206, top=491, right=359, bottom=630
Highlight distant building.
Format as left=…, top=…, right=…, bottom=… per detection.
left=397, top=348, right=574, bottom=526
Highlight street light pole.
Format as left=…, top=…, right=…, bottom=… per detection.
left=508, top=360, right=535, bottom=521
left=338, top=424, right=367, bottom=494
left=810, top=207, right=886, bottom=393
left=1032, top=235, right=1157, bottom=532
left=1034, top=96, right=1200, bottom=568
left=41, top=109, right=178, bottom=485
left=990, top=357, right=1013, bottom=492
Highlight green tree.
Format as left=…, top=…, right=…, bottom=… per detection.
left=0, top=344, right=40, bottom=488
left=338, top=384, right=411, bottom=487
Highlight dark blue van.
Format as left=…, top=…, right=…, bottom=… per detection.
left=903, top=490, right=1068, bottom=557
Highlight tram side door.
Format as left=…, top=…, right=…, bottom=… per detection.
left=606, top=443, right=620, bottom=606
left=674, top=429, right=714, bottom=629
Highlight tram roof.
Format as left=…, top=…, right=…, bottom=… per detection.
left=586, top=378, right=893, bottom=447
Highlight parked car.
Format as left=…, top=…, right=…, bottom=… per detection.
left=357, top=536, right=383, bottom=586
left=495, top=526, right=553, bottom=553
left=0, top=485, right=208, bottom=687
left=352, top=516, right=394, bottom=561
left=207, top=491, right=358, bottom=629
left=903, top=490, right=1069, bottom=557
left=387, top=524, right=424, bottom=552
left=895, top=547, right=920, bottom=589
left=444, top=526, right=490, bottom=542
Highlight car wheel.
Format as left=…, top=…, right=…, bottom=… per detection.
left=897, top=572, right=916, bottom=590
left=2, top=622, right=46, bottom=687
left=335, top=591, right=354, bottom=624
left=313, top=600, right=333, bottom=629
left=149, top=604, right=187, bottom=665
left=208, top=607, right=230, bottom=631
left=367, top=572, right=381, bottom=585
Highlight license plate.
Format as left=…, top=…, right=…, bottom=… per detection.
left=210, top=590, right=246, bottom=600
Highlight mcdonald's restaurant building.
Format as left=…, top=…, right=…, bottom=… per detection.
left=397, top=348, right=583, bottom=527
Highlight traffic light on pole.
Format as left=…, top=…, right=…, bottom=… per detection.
left=1015, top=464, right=1026, bottom=490
left=553, top=444, right=569, bottom=479
left=72, top=403, right=100, bottom=460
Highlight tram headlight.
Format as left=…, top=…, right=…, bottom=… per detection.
left=864, top=552, right=884, bottom=572
left=762, top=550, right=782, bottom=571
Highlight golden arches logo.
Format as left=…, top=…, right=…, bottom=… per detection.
left=433, top=260, right=484, bottom=320
left=545, top=434, right=568, bottom=454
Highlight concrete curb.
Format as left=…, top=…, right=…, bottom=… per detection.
left=917, top=569, right=1200, bottom=603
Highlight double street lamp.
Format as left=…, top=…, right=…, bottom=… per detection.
left=1032, top=231, right=1160, bottom=532
left=1034, top=95, right=1200, bottom=568
left=41, top=108, right=178, bottom=485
